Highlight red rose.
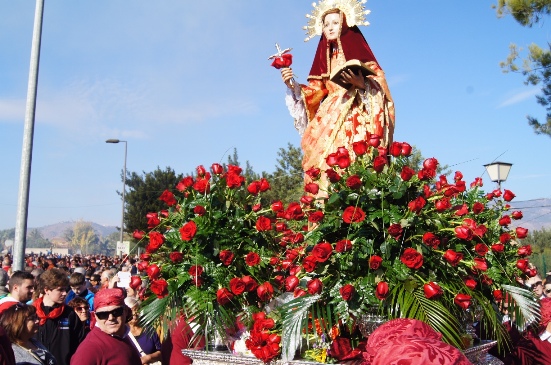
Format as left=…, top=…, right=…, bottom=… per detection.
left=255, top=216, right=272, bottom=231
left=226, top=172, right=244, bottom=189
left=443, top=249, right=463, bottom=267
left=284, top=275, right=299, bottom=292
left=493, top=290, right=503, bottom=301
left=464, top=276, right=477, bottom=290
left=401, top=142, right=412, bottom=156
left=342, top=206, right=366, bottom=223
left=305, top=167, right=321, bottom=179
left=193, top=205, right=206, bottom=216
left=435, top=198, right=451, bottom=212
left=216, top=288, right=234, bottom=305
left=219, top=250, right=235, bottom=266
left=229, top=277, right=246, bottom=295
left=388, top=223, right=403, bottom=240
left=176, top=176, right=194, bottom=191
left=511, top=211, right=523, bottom=220
left=257, top=282, right=274, bottom=302
left=474, top=244, right=488, bottom=256
left=372, top=155, right=388, bottom=173
left=424, top=282, right=443, bottom=299
left=326, top=153, right=338, bottom=167
left=503, top=189, right=516, bottom=202
left=454, top=171, right=464, bottom=181
left=159, top=189, right=177, bottom=206
left=423, top=157, right=438, bottom=170
left=146, top=212, right=160, bottom=229
left=312, top=242, right=333, bottom=262
left=330, top=337, right=355, bottom=361
left=375, top=281, right=389, bottom=300
left=352, top=140, right=368, bottom=155
left=516, top=227, right=529, bottom=239
left=346, top=175, right=362, bottom=190
left=491, top=243, right=505, bottom=253
left=516, top=259, right=529, bottom=271
left=336, top=148, right=351, bottom=168
left=300, top=195, right=314, bottom=205
left=335, top=239, right=352, bottom=253
left=368, top=134, right=381, bottom=147
left=500, top=233, right=512, bottom=244
left=245, top=252, right=261, bottom=266
left=369, top=255, right=383, bottom=270
left=169, top=252, right=184, bottom=263
left=188, top=265, right=203, bottom=277
left=408, top=196, right=426, bottom=214
left=129, top=276, right=142, bottom=290
left=192, top=178, right=210, bottom=194
left=271, top=53, right=292, bottom=69
left=308, top=211, right=324, bottom=223
left=517, top=245, right=532, bottom=257
left=211, top=163, right=224, bottom=175
left=422, top=232, right=440, bottom=248
left=259, top=178, right=270, bottom=192
left=472, top=202, right=485, bottom=214
left=269, top=201, right=283, bottom=213
left=454, top=293, right=472, bottom=309
left=252, top=204, right=261, bottom=212
left=247, top=181, right=261, bottom=195
left=302, top=255, right=317, bottom=273
left=140, top=253, right=151, bottom=262
left=340, top=284, right=355, bottom=301
left=400, top=248, right=423, bottom=269
left=325, top=168, right=341, bottom=183
left=389, top=142, right=402, bottom=157
left=455, top=226, right=473, bottom=241
left=132, top=230, right=145, bottom=240
left=400, top=166, right=415, bottom=181
left=307, top=278, right=323, bottom=295
left=305, top=183, right=319, bottom=195
left=137, top=261, right=149, bottom=272
left=147, top=232, right=165, bottom=253
left=146, top=264, right=161, bottom=280
left=242, top=276, right=258, bottom=292
left=179, top=221, right=197, bottom=241
left=150, top=279, right=168, bottom=298
left=499, top=215, right=511, bottom=226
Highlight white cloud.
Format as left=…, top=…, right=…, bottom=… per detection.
left=497, top=88, right=539, bottom=108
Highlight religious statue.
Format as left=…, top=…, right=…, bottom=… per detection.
left=279, top=0, right=395, bottom=188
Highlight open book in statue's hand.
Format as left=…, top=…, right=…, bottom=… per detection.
left=330, top=59, right=376, bottom=89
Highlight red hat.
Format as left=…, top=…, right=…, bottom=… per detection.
left=94, top=288, right=125, bottom=311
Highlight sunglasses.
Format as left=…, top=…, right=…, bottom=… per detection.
left=530, top=281, right=543, bottom=290
left=545, top=288, right=551, bottom=294
left=75, top=306, right=89, bottom=312
left=95, top=307, right=124, bottom=320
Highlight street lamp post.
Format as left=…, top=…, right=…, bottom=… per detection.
left=106, top=139, right=127, bottom=252
left=483, top=161, right=512, bottom=190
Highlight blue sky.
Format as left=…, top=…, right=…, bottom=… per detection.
left=1, top=1, right=550, bottom=231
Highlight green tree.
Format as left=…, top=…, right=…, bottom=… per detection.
left=122, top=166, right=183, bottom=234
left=64, top=220, right=99, bottom=254
left=496, top=0, right=551, bottom=137
left=522, top=227, right=551, bottom=273
left=262, top=143, right=304, bottom=205
left=26, top=229, right=51, bottom=248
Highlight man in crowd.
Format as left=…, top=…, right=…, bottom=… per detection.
left=34, top=268, right=85, bottom=365
left=526, top=274, right=545, bottom=300
left=71, top=288, right=141, bottom=365
left=0, top=271, right=34, bottom=314
left=66, top=272, right=95, bottom=311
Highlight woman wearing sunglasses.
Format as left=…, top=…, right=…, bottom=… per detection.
left=0, top=303, right=57, bottom=365
left=68, top=297, right=90, bottom=335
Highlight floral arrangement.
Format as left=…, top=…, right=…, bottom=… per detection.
left=136, top=136, right=538, bottom=364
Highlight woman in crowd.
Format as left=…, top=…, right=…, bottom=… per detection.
left=544, top=275, right=551, bottom=299
left=0, top=303, right=56, bottom=365
left=67, top=297, right=91, bottom=335
left=125, top=297, right=162, bottom=365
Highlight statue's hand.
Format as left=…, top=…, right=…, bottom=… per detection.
left=281, top=67, right=294, bottom=88
left=340, top=69, right=365, bottom=90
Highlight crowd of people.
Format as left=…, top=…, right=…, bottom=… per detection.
left=0, top=253, right=203, bottom=365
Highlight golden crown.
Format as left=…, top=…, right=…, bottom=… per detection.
left=303, top=0, right=371, bottom=42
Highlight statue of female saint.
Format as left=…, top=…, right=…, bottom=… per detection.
left=281, top=1, right=395, bottom=187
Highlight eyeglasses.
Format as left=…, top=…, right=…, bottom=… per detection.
left=95, top=307, right=124, bottom=320
left=529, top=281, right=543, bottom=290
left=75, top=306, right=89, bottom=312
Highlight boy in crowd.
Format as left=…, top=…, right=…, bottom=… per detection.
left=66, top=272, right=95, bottom=311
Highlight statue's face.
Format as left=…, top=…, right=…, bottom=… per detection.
left=323, top=13, right=341, bottom=40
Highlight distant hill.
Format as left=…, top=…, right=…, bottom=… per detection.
left=35, top=221, right=118, bottom=240
left=509, top=198, right=551, bottom=233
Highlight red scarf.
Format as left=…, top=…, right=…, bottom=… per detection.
left=33, top=297, right=65, bottom=325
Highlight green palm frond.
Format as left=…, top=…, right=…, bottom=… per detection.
left=388, top=284, right=463, bottom=348
left=502, top=284, right=540, bottom=326
left=278, top=295, right=321, bottom=362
